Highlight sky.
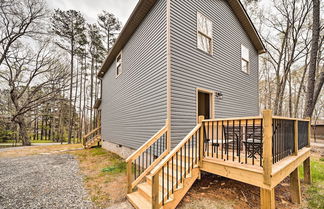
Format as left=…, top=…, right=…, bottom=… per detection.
left=46, top=0, right=139, bottom=26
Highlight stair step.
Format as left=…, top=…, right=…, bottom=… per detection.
left=127, top=191, right=152, bottom=209
left=138, top=181, right=178, bottom=202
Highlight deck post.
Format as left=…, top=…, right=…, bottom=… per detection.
left=306, top=117, right=311, bottom=147
left=293, top=120, right=298, bottom=156
left=290, top=168, right=301, bottom=204
left=127, top=161, right=133, bottom=193
left=152, top=172, right=160, bottom=209
left=260, top=188, right=275, bottom=209
left=198, top=116, right=204, bottom=168
left=262, top=110, right=273, bottom=186
left=166, top=119, right=170, bottom=152
left=303, top=157, right=312, bottom=184
left=304, top=117, right=312, bottom=184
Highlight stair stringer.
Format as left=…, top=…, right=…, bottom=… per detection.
left=85, top=135, right=101, bottom=149
left=161, top=167, right=200, bottom=209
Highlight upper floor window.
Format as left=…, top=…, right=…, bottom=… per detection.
left=241, top=45, right=250, bottom=74
left=197, top=12, right=213, bottom=54
left=116, top=52, right=122, bottom=77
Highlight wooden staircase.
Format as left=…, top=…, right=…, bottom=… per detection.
left=126, top=120, right=202, bottom=209
left=83, top=127, right=101, bottom=149
left=127, top=164, right=199, bottom=209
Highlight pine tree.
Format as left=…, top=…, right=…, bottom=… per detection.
left=51, top=9, right=86, bottom=144
left=97, top=11, right=121, bottom=52
left=87, top=23, right=104, bottom=130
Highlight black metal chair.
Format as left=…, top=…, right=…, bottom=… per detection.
left=243, top=126, right=262, bottom=159
left=223, top=125, right=241, bottom=155
left=203, top=126, right=220, bottom=154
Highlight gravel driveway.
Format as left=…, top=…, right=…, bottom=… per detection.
left=0, top=154, right=93, bottom=209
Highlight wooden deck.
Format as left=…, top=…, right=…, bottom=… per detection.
left=123, top=110, right=311, bottom=209
left=201, top=146, right=311, bottom=189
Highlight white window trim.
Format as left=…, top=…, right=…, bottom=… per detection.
left=116, top=51, right=122, bottom=78
left=197, top=11, right=213, bottom=55
left=241, top=45, right=250, bottom=74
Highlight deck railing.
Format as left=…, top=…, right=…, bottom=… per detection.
left=126, top=121, right=169, bottom=193
left=201, top=111, right=310, bottom=168
left=202, top=116, right=263, bottom=166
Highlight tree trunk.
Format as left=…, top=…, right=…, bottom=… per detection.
left=304, top=0, right=320, bottom=118
left=17, top=115, right=31, bottom=146
left=68, top=43, right=74, bottom=144
left=90, top=56, right=94, bottom=131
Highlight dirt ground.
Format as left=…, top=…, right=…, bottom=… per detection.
left=69, top=147, right=128, bottom=208
left=0, top=144, right=83, bottom=158
left=178, top=172, right=306, bottom=209
left=178, top=148, right=324, bottom=209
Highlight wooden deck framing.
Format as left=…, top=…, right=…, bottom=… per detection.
left=125, top=110, right=311, bottom=209
left=200, top=110, right=312, bottom=209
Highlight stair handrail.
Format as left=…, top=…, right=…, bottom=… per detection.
left=83, top=126, right=101, bottom=139
left=149, top=122, right=202, bottom=208
left=150, top=123, right=201, bottom=176
left=83, top=126, right=101, bottom=146
left=126, top=120, right=169, bottom=193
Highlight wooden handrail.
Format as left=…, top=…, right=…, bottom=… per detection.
left=150, top=124, right=201, bottom=176
left=83, top=126, right=101, bottom=139
left=126, top=125, right=168, bottom=163
left=272, top=116, right=310, bottom=122
left=203, top=116, right=262, bottom=122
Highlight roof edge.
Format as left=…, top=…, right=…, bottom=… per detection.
left=98, top=0, right=157, bottom=78
left=98, top=0, right=266, bottom=78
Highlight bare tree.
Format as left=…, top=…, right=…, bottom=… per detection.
left=304, top=0, right=323, bottom=118
left=0, top=0, right=46, bottom=67
left=0, top=41, right=69, bottom=145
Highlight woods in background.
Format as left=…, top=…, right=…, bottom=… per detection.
left=0, top=0, right=121, bottom=145
left=0, top=0, right=323, bottom=146
left=244, top=0, right=323, bottom=119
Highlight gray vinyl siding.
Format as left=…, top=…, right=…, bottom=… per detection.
left=170, top=0, right=259, bottom=146
left=101, top=0, right=167, bottom=150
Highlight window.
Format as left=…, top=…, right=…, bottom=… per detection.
left=241, top=45, right=250, bottom=74
left=197, top=12, right=213, bottom=54
left=116, top=52, right=122, bottom=77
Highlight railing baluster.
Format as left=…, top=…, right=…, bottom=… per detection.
left=184, top=142, right=187, bottom=178
left=245, top=119, right=248, bottom=164
left=180, top=147, right=183, bottom=183
left=172, top=156, right=174, bottom=194
left=212, top=121, right=214, bottom=157
left=207, top=121, right=209, bottom=156
left=239, top=120, right=241, bottom=163
left=191, top=136, right=194, bottom=168
left=227, top=120, right=229, bottom=161
left=260, top=119, right=263, bottom=167
left=216, top=121, right=219, bottom=158
left=232, top=120, right=235, bottom=161
left=167, top=161, right=169, bottom=200
left=252, top=119, right=255, bottom=165
left=176, top=152, right=178, bottom=189
left=162, top=166, right=165, bottom=205
left=221, top=120, right=224, bottom=159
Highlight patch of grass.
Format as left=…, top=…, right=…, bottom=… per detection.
left=102, top=161, right=126, bottom=174
left=70, top=147, right=127, bottom=208
left=90, top=147, right=107, bottom=156
left=299, top=157, right=324, bottom=209
left=30, top=140, right=60, bottom=143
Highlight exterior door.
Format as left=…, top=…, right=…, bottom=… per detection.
left=198, top=91, right=211, bottom=119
